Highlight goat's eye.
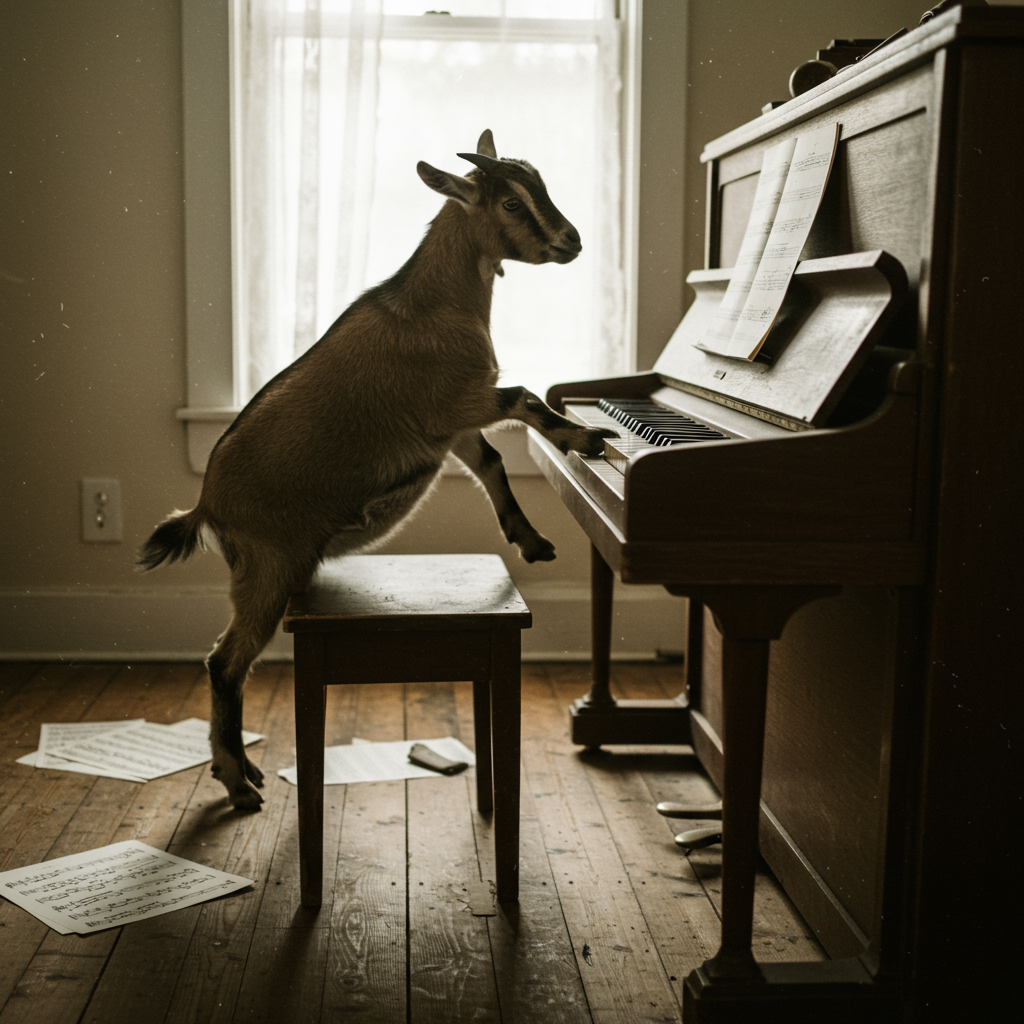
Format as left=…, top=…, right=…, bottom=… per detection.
left=503, top=198, right=521, bottom=211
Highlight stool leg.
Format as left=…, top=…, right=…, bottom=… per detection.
left=294, top=634, right=327, bottom=908
left=490, top=630, right=522, bottom=903
left=472, top=680, right=494, bottom=814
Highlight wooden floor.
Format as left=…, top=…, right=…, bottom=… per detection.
left=0, top=661, right=824, bottom=1024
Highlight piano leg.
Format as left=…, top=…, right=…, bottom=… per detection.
left=569, top=544, right=692, bottom=746
left=584, top=542, right=615, bottom=710
left=706, top=633, right=771, bottom=981
left=667, top=586, right=838, bottom=1007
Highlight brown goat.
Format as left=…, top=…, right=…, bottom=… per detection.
left=139, top=130, right=616, bottom=810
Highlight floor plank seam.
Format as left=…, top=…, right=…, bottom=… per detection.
left=404, top=776, right=412, bottom=1024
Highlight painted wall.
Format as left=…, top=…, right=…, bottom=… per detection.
left=0, top=0, right=940, bottom=659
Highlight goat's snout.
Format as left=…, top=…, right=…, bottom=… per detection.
left=550, top=223, right=583, bottom=263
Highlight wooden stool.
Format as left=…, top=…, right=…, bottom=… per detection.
left=283, top=553, right=531, bottom=907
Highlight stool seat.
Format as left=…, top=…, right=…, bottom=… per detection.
left=283, top=553, right=530, bottom=906
left=286, top=552, right=532, bottom=632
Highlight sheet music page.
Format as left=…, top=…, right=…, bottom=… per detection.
left=698, top=122, right=839, bottom=360
left=22, top=718, right=262, bottom=782
left=278, top=736, right=476, bottom=786
left=0, top=840, right=253, bottom=935
left=698, top=137, right=797, bottom=355
left=16, top=720, right=147, bottom=780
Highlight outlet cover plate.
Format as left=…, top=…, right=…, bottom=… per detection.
left=81, top=478, right=123, bottom=542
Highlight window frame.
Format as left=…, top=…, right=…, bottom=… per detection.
left=178, top=0, right=687, bottom=474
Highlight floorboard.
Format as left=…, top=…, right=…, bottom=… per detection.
left=0, top=661, right=824, bottom=1023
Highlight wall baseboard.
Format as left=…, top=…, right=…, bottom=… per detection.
left=0, top=583, right=686, bottom=663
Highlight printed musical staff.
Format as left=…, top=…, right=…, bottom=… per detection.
left=697, top=122, right=839, bottom=360
left=0, top=841, right=253, bottom=935
left=15, top=717, right=262, bottom=782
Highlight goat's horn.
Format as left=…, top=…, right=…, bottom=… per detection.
left=458, top=151, right=502, bottom=173
left=477, top=129, right=497, bottom=159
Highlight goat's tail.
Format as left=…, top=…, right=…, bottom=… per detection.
left=137, top=509, right=204, bottom=572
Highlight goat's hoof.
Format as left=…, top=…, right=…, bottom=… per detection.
left=521, top=536, right=556, bottom=563
left=577, top=427, right=618, bottom=458
left=244, top=756, right=265, bottom=788
left=231, top=784, right=265, bottom=812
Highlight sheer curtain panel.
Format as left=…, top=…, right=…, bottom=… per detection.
left=234, top=0, right=626, bottom=402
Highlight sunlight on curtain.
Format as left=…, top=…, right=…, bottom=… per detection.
left=236, top=0, right=624, bottom=401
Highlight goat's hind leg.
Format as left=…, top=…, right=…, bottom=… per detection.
left=206, top=582, right=290, bottom=810
left=451, top=430, right=555, bottom=563
left=494, top=386, right=617, bottom=457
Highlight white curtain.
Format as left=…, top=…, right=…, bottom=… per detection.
left=235, top=0, right=625, bottom=402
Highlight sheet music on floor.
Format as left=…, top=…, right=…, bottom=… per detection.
left=16, top=718, right=262, bottom=783
left=0, top=840, right=253, bottom=935
left=697, top=122, right=839, bottom=361
left=277, top=736, right=476, bottom=786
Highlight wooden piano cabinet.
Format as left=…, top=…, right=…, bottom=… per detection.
left=685, top=13, right=1022, bottom=1021
left=531, top=7, right=1023, bottom=1020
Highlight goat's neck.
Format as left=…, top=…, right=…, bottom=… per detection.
left=393, top=201, right=498, bottom=323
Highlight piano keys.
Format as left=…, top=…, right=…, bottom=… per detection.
left=571, top=398, right=730, bottom=474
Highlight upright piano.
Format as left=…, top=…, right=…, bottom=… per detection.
left=529, top=7, right=1022, bottom=1021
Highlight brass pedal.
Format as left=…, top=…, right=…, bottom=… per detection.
left=674, top=825, right=723, bottom=851
left=656, top=800, right=723, bottom=820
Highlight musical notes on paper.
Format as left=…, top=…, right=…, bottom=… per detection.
left=697, top=122, right=839, bottom=361
left=16, top=717, right=262, bottom=783
left=0, top=840, right=253, bottom=935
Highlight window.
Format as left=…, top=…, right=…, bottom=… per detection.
left=234, top=0, right=627, bottom=403
left=179, top=1, right=687, bottom=474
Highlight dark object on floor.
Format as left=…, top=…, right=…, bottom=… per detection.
left=408, top=742, right=468, bottom=775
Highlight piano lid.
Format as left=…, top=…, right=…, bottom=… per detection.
left=654, top=250, right=908, bottom=430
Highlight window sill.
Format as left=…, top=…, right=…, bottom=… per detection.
left=176, top=406, right=236, bottom=474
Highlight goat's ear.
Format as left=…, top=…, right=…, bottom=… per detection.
left=477, top=129, right=497, bottom=159
left=417, top=161, right=480, bottom=206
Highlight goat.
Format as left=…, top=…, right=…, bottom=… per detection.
left=139, top=130, right=617, bottom=810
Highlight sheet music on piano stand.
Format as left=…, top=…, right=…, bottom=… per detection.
left=656, top=249, right=907, bottom=432
left=697, top=122, right=839, bottom=362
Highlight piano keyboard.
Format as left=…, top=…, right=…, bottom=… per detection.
left=597, top=398, right=730, bottom=446
left=566, top=398, right=731, bottom=473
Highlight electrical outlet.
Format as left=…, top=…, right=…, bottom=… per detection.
left=81, top=478, right=123, bottom=542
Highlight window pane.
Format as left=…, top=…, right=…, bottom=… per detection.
left=361, top=39, right=607, bottom=394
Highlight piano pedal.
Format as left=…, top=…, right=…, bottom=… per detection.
left=657, top=799, right=723, bottom=820
left=674, top=825, right=723, bottom=852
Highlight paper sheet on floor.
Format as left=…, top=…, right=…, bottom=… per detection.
left=277, top=736, right=475, bottom=786
left=17, top=720, right=148, bottom=780
left=16, top=718, right=262, bottom=782
left=0, top=840, right=253, bottom=935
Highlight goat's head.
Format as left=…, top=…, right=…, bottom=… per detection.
left=416, top=130, right=582, bottom=266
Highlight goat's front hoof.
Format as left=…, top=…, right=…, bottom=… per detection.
left=575, top=427, right=618, bottom=458
left=521, top=534, right=556, bottom=563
